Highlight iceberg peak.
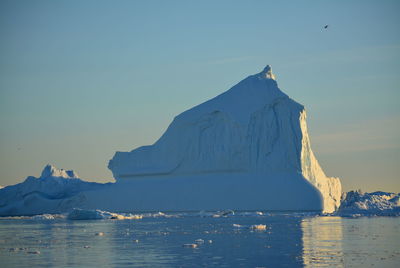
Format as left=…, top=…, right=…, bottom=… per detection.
left=40, top=164, right=79, bottom=179
left=259, top=65, right=276, bottom=80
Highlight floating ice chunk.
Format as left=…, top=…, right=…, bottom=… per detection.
left=67, top=208, right=142, bottom=220
left=140, top=211, right=171, bottom=218
left=250, top=224, right=267, bottom=231
left=32, top=214, right=56, bottom=220
left=68, top=208, right=112, bottom=220
left=233, top=224, right=244, bottom=228
left=110, top=214, right=143, bottom=220
left=213, top=210, right=235, bottom=218
left=183, top=243, right=198, bottom=248
left=151, top=212, right=167, bottom=217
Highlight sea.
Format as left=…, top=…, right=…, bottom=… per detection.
left=0, top=212, right=399, bottom=267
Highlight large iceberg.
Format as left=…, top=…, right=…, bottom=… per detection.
left=0, top=65, right=342, bottom=215
left=106, top=65, right=341, bottom=213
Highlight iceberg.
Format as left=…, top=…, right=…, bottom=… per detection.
left=0, top=65, right=343, bottom=215
left=106, top=65, right=341, bottom=213
left=0, top=165, right=106, bottom=216
left=337, top=191, right=400, bottom=216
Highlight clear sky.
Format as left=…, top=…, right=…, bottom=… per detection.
left=0, top=0, right=399, bottom=192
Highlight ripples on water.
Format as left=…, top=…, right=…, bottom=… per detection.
left=0, top=212, right=399, bottom=267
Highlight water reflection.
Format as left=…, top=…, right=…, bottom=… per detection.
left=108, top=220, right=177, bottom=267
left=110, top=215, right=305, bottom=267
left=302, top=216, right=400, bottom=267
left=302, top=216, right=344, bottom=267
left=1, top=214, right=399, bottom=267
left=0, top=214, right=306, bottom=267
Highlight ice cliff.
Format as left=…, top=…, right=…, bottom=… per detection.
left=0, top=165, right=105, bottom=216
left=108, top=65, right=342, bottom=213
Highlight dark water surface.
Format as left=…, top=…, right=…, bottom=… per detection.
left=0, top=212, right=399, bottom=267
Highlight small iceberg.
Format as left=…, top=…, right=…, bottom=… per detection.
left=337, top=191, right=400, bottom=216
left=212, top=210, right=235, bottom=218
left=195, top=239, right=205, bottom=244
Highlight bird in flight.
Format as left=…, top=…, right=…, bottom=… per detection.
left=323, top=25, right=329, bottom=29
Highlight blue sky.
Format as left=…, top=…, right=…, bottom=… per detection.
left=0, top=0, right=399, bottom=192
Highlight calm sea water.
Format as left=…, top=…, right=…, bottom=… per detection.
left=0, top=212, right=399, bottom=267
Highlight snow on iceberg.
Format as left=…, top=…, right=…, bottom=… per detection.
left=106, top=65, right=341, bottom=213
left=337, top=191, right=400, bottom=216
left=0, top=165, right=106, bottom=216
